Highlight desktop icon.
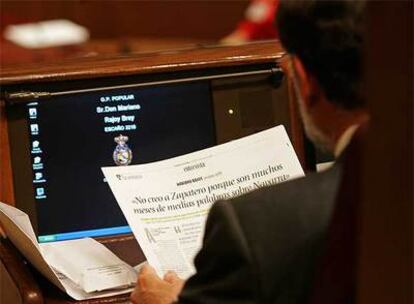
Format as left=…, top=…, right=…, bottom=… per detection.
left=30, top=124, right=39, bottom=135
left=29, top=108, right=37, bottom=119
left=36, top=187, right=45, bottom=196
left=31, top=140, right=42, bottom=154
left=35, top=172, right=43, bottom=180
left=33, top=156, right=44, bottom=170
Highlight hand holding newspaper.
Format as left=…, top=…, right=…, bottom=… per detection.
left=102, top=125, right=305, bottom=279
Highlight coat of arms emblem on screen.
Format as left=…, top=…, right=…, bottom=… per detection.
left=113, top=134, right=133, bottom=166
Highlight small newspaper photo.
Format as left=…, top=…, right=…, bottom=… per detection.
left=102, top=125, right=304, bottom=280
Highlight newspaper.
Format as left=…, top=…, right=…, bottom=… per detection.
left=40, top=238, right=137, bottom=293
left=0, top=202, right=136, bottom=300
left=102, top=125, right=304, bottom=279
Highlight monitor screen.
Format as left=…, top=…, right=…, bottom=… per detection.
left=21, top=81, right=216, bottom=242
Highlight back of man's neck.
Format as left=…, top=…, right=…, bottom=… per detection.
left=334, top=124, right=360, bottom=158
left=333, top=111, right=369, bottom=158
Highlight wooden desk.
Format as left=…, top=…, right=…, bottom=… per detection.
left=0, top=37, right=211, bottom=68
left=0, top=41, right=307, bottom=303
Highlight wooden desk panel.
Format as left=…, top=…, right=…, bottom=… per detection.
left=0, top=99, right=15, bottom=206
left=0, top=41, right=283, bottom=85
left=1, top=1, right=248, bottom=40
left=0, top=238, right=43, bottom=304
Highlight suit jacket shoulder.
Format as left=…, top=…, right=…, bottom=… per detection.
left=179, top=165, right=342, bottom=304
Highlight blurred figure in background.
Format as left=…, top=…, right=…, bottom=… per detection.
left=222, top=0, right=279, bottom=44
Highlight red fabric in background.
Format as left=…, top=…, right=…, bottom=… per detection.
left=236, top=0, right=279, bottom=40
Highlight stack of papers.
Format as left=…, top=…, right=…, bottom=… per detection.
left=0, top=203, right=137, bottom=300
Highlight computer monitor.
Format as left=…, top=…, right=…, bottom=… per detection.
left=6, top=64, right=294, bottom=244
left=7, top=81, right=216, bottom=242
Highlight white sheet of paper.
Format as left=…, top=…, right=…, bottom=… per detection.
left=55, top=269, right=134, bottom=301
left=0, top=202, right=135, bottom=300
left=4, top=19, right=89, bottom=48
left=0, top=202, right=39, bottom=247
left=103, top=125, right=305, bottom=279
left=40, top=238, right=137, bottom=293
left=0, top=202, right=63, bottom=289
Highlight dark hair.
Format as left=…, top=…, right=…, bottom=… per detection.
left=277, top=0, right=365, bottom=109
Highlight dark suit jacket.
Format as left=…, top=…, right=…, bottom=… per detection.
left=178, top=164, right=342, bottom=304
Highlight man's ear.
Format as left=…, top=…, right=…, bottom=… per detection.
left=291, top=56, right=320, bottom=108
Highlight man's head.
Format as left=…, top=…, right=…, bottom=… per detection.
left=277, top=0, right=367, bottom=154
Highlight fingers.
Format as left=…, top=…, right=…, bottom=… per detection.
left=140, top=264, right=179, bottom=282
left=140, top=264, right=156, bottom=276
left=163, top=271, right=185, bottom=295
left=130, top=288, right=139, bottom=304
left=139, top=265, right=183, bottom=291
left=138, top=264, right=162, bottom=291
left=132, top=266, right=183, bottom=304
left=163, top=271, right=179, bottom=283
